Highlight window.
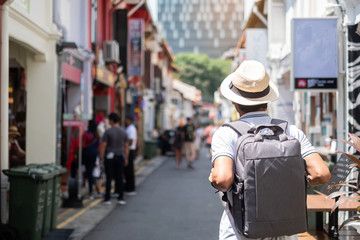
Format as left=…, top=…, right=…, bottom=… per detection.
left=214, top=38, right=219, bottom=47
left=220, top=30, right=225, bottom=39
left=208, top=30, right=213, bottom=38
left=179, top=38, right=185, bottom=48
left=173, top=30, right=178, bottom=39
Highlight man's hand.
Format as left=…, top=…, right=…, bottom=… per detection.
left=208, top=168, right=214, bottom=184
left=209, top=156, right=234, bottom=192
left=304, top=152, right=331, bottom=186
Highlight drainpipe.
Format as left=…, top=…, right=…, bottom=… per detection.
left=1, top=1, right=12, bottom=224
left=53, top=0, right=67, bottom=165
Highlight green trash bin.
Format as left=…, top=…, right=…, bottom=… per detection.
left=42, top=164, right=67, bottom=230
left=3, top=166, right=53, bottom=240
left=39, top=165, right=56, bottom=237
left=144, top=140, right=158, bottom=159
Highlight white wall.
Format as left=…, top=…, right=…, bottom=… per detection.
left=9, top=0, right=61, bottom=164
left=25, top=42, right=58, bottom=164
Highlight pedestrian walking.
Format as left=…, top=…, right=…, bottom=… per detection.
left=173, top=126, right=185, bottom=168
left=124, top=116, right=137, bottom=195
left=82, top=120, right=99, bottom=199
left=208, top=60, right=331, bottom=240
left=99, top=113, right=128, bottom=205
left=183, top=117, right=196, bottom=169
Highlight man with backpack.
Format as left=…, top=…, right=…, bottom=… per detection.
left=209, top=60, right=331, bottom=239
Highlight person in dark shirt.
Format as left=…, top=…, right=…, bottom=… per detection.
left=173, top=126, right=185, bottom=168
left=99, top=113, right=128, bottom=205
left=183, top=117, right=195, bottom=169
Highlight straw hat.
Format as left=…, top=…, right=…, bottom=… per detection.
left=220, top=60, right=279, bottom=106
left=9, top=126, right=20, bottom=136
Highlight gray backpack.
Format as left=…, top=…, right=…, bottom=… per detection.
left=222, top=119, right=307, bottom=238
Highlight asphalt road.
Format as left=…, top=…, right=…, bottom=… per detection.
left=83, top=147, right=223, bottom=240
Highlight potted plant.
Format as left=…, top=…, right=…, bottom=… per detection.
left=326, top=133, right=360, bottom=230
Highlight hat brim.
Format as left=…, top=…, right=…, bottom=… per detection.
left=220, top=71, right=279, bottom=106
left=9, top=132, right=20, bottom=136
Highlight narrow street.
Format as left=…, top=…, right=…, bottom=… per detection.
left=83, top=148, right=223, bottom=240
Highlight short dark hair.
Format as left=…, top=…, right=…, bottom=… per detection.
left=88, top=120, right=97, bottom=134
left=236, top=103, right=268, bottom=113
left=108, top=113, right=119, bottom=123
left=125, top=115, right=133, bottom=122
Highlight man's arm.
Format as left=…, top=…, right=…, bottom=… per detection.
left=304, top=152, right=331, bottom=186
left=208, top=156, right=234, bottom=192
left=99, top=141, right=107, bottom=164
left=124, top=141, right=129, bottom=166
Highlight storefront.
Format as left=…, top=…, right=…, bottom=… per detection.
left=60, top=50, right=85, bottom=169
left=92, top=65, right=116, bottom=123
left=8, top=57, right=26, bottom=168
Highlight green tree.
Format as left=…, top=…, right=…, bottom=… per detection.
left=174, top=53, right=231, bottom=102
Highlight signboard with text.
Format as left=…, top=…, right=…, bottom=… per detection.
left=320, top=154, right=355, bottom=195
left=128, top=19, right=144, bottom=76
left=292, top=18, right=338, bottom=90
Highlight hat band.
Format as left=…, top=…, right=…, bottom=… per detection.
left=229, top=82, right=270, bottom=99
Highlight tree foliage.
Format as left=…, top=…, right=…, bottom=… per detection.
left=173, top=53, right=231, bottom=102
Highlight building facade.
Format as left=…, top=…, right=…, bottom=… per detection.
left=157, top=0, right=244, bottom=58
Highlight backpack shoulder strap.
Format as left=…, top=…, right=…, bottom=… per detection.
left=222, top=120, right=251, bottom=136
left=270, top=118, right=288, bottom=132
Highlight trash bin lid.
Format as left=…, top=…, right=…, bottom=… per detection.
left=42, top=163, right=67, bottom=175
left=3, top=165, right=54, bottom=180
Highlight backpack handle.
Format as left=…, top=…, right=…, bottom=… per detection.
left=249, top=124, right=284, bottom=134
left=251, top=125, right=288, bottom=142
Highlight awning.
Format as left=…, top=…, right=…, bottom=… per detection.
left=61, top=52, right=83, bottom=84
left=172, top=79, right=201, bottom=103
left=93, top=65, right=116, bottom=87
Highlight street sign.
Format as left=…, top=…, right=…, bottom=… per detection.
left=63, top=113, right=88, bottom=121
left=320, top=154, right=355, bottom=195
left=291, top=18, right=338, bottom=91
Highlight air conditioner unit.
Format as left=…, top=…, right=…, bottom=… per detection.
left=126, top=0, right=141, bottom=4
left=103, top=40, right=120, bottom=63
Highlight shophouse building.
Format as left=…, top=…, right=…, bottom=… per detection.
left=265, top=0, right=360, bottom=154
left=1, top=0, right=61, bottom=223
left=231, top=0, right=359, bottom=153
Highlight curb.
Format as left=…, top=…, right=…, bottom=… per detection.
left=58, top=155, right=168, bottom=240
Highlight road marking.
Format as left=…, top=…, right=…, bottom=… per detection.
left=135, top=159, right=154, bottom=175
left=57, top=160, right=152, bottom=227
left=56, top=199, right=103, bottom=229
left=297, top=232, right=316, bottom=239
left=57, top=208, right=74, bottom=220
left=56, top=198, right=91, bottom=220
left=135, top=165, right=146, bottom=175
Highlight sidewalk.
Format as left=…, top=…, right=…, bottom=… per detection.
left=54, top=155, right=168, bottom=240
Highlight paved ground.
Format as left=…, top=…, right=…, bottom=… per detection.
left=53, top=147, right=360, bottom=240
left=82, top=147, right=223, bottom=240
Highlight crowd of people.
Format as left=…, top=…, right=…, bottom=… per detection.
left=170, top=117, right=217, bottom=169
left=70, top=112, right=138, bottom=205
left=72, top=113, right=218, bottom=205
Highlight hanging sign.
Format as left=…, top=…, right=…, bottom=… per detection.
left=128, top=19, right=144, bottom=76
left=291, top=18, right=338, bottom=90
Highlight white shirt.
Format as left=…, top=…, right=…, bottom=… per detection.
left=126, top=124, right=137, bottom=150
left=211, top=112, right=316, bottom=240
